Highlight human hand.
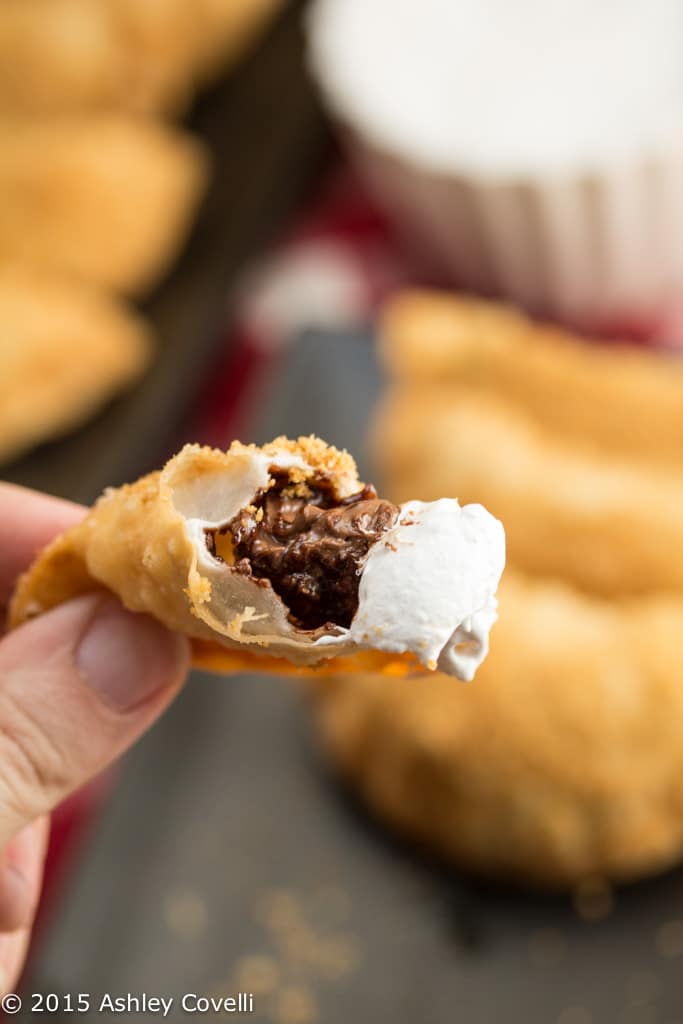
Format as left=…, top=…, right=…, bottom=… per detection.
left=0, top=483, right=190, bottom=992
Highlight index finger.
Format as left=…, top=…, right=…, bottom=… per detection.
left=0, top=484, right=85, bottom=612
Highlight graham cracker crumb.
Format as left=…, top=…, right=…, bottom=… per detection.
left=265, top=435, right=359, bottom=484
left=282, top=482, right=313, bottom=500
left=187, top=577, right=211, bottom=605
left=287, top=466, right=309, bottom=485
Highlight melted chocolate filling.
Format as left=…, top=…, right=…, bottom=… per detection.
left=208, top=472, right=399, bottom=630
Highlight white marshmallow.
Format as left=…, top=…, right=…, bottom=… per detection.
left=345, top=499, right=505, bottom=680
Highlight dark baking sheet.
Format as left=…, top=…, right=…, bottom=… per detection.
left=29, top=332, right=683, bottom=1023
left=2, top=0, right=328, bottom=504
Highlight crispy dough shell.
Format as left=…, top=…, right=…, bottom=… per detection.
left=9, top=469, right=194, bottom=634
left=8, top=440, right=418, bottom=678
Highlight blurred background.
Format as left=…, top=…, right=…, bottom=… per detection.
left=3, top=1, right=683, bottom=1021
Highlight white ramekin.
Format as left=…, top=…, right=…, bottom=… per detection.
left=307, top=0, right=683, bottom=331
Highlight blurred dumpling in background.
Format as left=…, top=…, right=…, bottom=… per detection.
left=306, top=287, right=683, bottom=889
left=189, top=0, right=286, bottom=89
left=374, top=291, right=683, bottom=597
left=0, top=115, right=208, bottom=294
left=0, top=265, right=152, bottom=465
left=0, top=0, right=136, bottom=116
left=0, top=0, right=286, bottom=463
left=377, top=291, right=683, bottom=467
left=0, top=0, right=284, bottom=116
left=309, top=572, right=683, bottom=888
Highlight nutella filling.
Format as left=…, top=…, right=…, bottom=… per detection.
left=206, top=471, right=399, bottom=631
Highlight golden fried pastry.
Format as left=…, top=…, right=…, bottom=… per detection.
left=0, top=0, right=283, bottom=117
left=101, top=0, right=208, bottom=113
left=9, top=436, right=505, bottom=680
left=317, top=287, right=683, bottom=889
left=380, top=289, right=683, bottom=469
left=188, top=0, right=285, bottom=85
left=375, top=289, right=683, bottom=597
left=104, top=0, right=284, bottom=109
left=0, top=0, right=134, bottom=116
left=374, top=386, right=683, bottom=598
left=0, top=265, right=151, bottom=465
left=308, top=571, right=683, bottom=887
left=0, top=115, right=208, bottom=294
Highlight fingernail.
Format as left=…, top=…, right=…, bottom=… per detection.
left=77, top=599, right=186, bottom=712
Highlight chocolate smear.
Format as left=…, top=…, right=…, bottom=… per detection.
left=207, top=471, right=399, bottom=630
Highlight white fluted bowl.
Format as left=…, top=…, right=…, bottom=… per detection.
left=308, top=0, right=683, bottom=328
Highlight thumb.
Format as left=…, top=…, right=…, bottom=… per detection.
left=0, top=594, right=189, bottom=846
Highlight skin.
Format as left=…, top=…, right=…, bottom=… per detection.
left=0, top=484, right=190, bottom=992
